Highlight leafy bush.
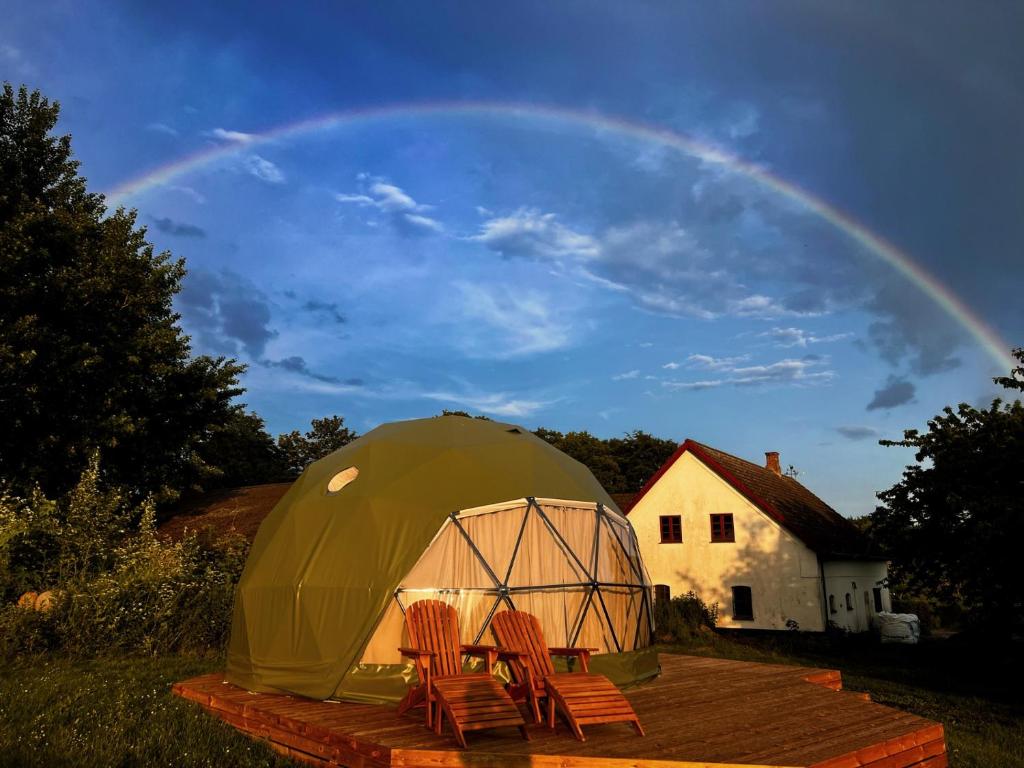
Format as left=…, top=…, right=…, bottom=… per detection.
left=0, top=456, right=248, bottom=657
left=653, top=591, right=718, bottom=642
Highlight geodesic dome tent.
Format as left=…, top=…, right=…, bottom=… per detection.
left=226, top=416, right=658, bottom=703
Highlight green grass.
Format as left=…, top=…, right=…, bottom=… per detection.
left=0, top=655, right=292, bottom=768
left=660, top=631, right=1024, bottom=768
left=1, top=635, right=1021, bottom=767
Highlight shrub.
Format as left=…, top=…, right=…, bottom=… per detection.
left=653, top=591, right=718, bottom=642
left=0, top=456, right=249, bottom=657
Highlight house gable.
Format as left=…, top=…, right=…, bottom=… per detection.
left=630, top=439, right=876, bottom=559
left=630, top=451, right=825, bottom=630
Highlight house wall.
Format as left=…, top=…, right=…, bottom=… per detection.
left=822, top=560, right=891, bottom=632
left=629, top=452, right=826, bottom=632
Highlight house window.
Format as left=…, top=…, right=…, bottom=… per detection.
left=845, top=593, right=853, bottom=611
left=710, top=514, right=735, bottom=543
left=873, top=587, right=883, bottom=612
left=654, top=584, right=671, bottom=603
left=829, top=594, right=837, bottom=614
left=732, top=586, right=753, bottom=620
left=659, top=515, right=682, bottom=543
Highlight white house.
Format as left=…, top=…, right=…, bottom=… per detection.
left=625, top=440, right=890, bottom=632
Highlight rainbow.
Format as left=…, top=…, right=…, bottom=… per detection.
left=105, top=101, right=1014, bottom=371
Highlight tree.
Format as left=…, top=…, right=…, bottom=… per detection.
left=870, top=360, right=1024, bottom=632
left=198, top=408, right=288, bottom=489
left=993, top=347, right=1024, bottom=392
left=437, top=409, right=491, bottom=420
left=0, top=84, right=244, bottom=502
left=531, top=428, right=626, bottom=492
left=277, top=416, right=358, bottom=476
left=607, top=431, right=678, bottom=492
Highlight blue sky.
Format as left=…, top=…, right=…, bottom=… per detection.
left=3, top=1, right=1022, bottom=515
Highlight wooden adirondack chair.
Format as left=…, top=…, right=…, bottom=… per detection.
left=397, top=599, right=528, bottom=747
left=491, top=609, right=644, bottom=741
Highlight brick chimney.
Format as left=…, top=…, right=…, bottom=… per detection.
left=765, top=451, right=781, bottom=476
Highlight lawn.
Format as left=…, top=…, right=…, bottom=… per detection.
left=1, top=634, right=1021, bottom=767
left=0, top=655, right=292, bottom=768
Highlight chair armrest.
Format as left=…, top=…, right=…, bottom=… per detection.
left=460, top=643, right=497, bottom=656
left=547, top=646, right=598, bottom=656
left=398, top=646, right=435, bottom=660
left=496, top=648, right=530, bottom=662
left=460, top=643, right=499, bottom=673
left=548, top=646, right=596, bottom=672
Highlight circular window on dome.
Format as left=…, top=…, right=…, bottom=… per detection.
left=326, top=466, right=359, bottom=495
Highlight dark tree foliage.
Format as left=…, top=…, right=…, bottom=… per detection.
left=437, top=410, right=491, bottom=420
left=277, top=415, right=358, bottom=476
left=198, top=408, right=289, bottom=489
left=607, top=431, right=678, bottom=492
left=532, top=429, right=625, bottom=492
left=871, top=361, right=1024, bottom=631
left=993, top=347, right=1024, bottom=392
left=0, top=84, right=244, bottom=502
left=532, top=428, right=677, bottom=494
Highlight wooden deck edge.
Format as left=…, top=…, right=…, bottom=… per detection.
left=809, top=724, right=946, bottom=768
left=173, top=678, right=392, bottom=768
left=801, top=668, right=843, bottom=691
left=172, top=666, right=947, bottom=768
left=390, top=750, right=802, bottom=768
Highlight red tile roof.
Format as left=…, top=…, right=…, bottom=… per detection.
left=630, top=439, right=881, bottom=559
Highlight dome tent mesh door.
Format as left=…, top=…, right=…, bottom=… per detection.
left=358, top=497, right=654, bottom=679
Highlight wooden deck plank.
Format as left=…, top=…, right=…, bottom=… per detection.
left=173, top=653, right=945, bottom=768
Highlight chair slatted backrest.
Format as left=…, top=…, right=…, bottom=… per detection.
left=491, top=610, right=556, bottom=683
left=406, top=599, right=463, bottom=678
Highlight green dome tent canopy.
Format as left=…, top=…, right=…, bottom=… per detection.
left=226, top=416, right=658, bottom=703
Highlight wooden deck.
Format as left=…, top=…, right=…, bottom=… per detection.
left=173, top=654, right=946, bottom=768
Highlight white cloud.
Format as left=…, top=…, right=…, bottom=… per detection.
left=167, top=185, right=206, bottom=204
left=663, top=379, right=725, bottom=391
left=600, top=220, right=711, bottom=277
left=470, top=208, right=821, bottom=323
left=685, top=353, right=751, bottom=370
left=422, top=390, right=554, bottom=418
left=146, top=122, right=179, bottom=137
left=472, top=209, right=600, bottom=261
left=662, top=362, right=681, bottom=370
left=244, top=155, right=285, bottom=184
left=209, top=127, right=255, bottom=143
left=662, top=354, right=835, bottom=390
left=759, top=326, right=854, bottom=348
left=727, top=358, right=835, bottom=386
left=727, top=294, right=821, bottom=319
left=368, top=182, right=418, bottom=212
left=636, top=290, right=718, bottom=320
left=403, top=213, right=445, bottom=234
left=612, top=370, right=640, bottom=381
left=335, top=193, right=376, bottom=205
left=335, top=178, right=443, bottom=234
left=452, top=282, right=572, bottom=358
